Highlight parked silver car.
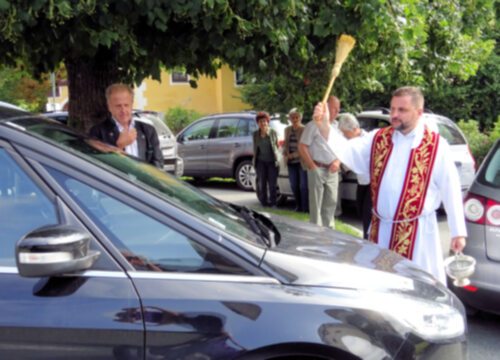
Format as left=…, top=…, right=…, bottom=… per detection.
left=177, top=112, right=285, bottom=191
left=274, top=109, right=476, bottom=206
left=451, top=139, right=500, bottom=314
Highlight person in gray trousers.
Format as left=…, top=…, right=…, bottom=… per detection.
left=298, top=96, right=342, bottom=228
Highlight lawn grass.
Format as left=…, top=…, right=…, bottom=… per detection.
left=252, top=206, right=363, bottom=238
left=181, top=176, right=236, bottom=183
left=183, top=177, right=363, bottom=238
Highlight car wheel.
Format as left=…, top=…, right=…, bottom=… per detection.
left=235, top=160, right=254, bottom=191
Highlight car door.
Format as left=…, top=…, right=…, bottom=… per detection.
left=177, top=118, right=216, bottom=176
left=205, top=117, right=251, bottom=177
left=46, top=166, right=280, bottom=360
left=0, top=142, right=144, bottom=359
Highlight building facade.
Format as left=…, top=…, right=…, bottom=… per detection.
left=47, top=65, right=250, bottom=115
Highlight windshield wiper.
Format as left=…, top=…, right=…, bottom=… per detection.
left=231, top=205, right=277, bottom=248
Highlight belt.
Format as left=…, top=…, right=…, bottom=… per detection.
left=313, top=160, right=331, bottom=168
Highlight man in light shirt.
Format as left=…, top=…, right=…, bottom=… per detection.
left=299, top=96, right=342, bottom=229
left=89, top=83, right=162, bottom=168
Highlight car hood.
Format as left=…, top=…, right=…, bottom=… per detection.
left=259, top=213, right=448, bottom=300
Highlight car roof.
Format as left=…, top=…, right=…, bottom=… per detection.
left=0, top=101, right=26, bottom=112
left=0, top=104, right=30, bottom=120
left=199, top=111, right=258, bottom=119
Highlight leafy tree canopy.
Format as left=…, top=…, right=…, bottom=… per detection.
left=0, top=0, right=495, bottom=130
left=240, top=0, right=496, bottom=120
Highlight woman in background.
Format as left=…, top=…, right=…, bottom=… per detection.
left=252, top=111, right=280, bottom=207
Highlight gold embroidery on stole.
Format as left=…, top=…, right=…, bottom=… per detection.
left=369, top=126, right=440, bottom=259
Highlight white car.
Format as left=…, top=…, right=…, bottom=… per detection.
left=275, top=109, right=476, bottom=206
left=133, top=110, right=183, bottom=177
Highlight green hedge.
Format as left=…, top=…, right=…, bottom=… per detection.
left=458, top=116, right=500, bottom=167
left=164, top=106, right=203, bottom=134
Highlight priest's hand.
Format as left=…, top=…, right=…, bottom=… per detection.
left=117, top=127, right=137, bottom=150
left=450, top=236, right=466, bottom=253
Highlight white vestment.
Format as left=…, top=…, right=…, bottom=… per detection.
left=327, top=120, right=467, bottom=284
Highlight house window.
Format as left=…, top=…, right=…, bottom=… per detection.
left=171, top=71, right=189, bottom=84
left=235, top=68, right=245, bottom=86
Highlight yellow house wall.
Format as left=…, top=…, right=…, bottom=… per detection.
left=137, top=65, right=249, bottom=116
left=220, top=66, right=252, bottom=112
left=47, top=85, right=69, bottom=110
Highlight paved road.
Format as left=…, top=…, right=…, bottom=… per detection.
left=196, top=180, right=500, bottom=359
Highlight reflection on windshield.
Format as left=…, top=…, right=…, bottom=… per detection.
left=16, top=117, right=262, bottom=245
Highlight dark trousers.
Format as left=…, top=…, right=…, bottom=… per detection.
left=356, top=184, right=372, bottom=239
left=287, top=162, right=309, bottom=212
left=256, top=160, right=278, bottom=207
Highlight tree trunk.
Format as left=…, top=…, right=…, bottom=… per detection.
left=65, top=51, right=122, bottom=133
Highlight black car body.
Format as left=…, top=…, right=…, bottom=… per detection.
left=0, top=105, right=467, bottom=359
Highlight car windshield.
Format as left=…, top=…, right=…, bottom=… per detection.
left=478, top=141, right=500, bottom=188
left=140, top=113, right=174, bottom=137
left=424, top=116, right=466, bottom=145
left=6, top=116, right=265, bottom=246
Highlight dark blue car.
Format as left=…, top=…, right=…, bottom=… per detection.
left=0, top=105, right=467, bottom=359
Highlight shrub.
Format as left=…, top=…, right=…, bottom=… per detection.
left=457, top=119, right=498, bottom=167
left=489, top=116, right=500, bottom=140
left=164, top=107, right=203, bottom=134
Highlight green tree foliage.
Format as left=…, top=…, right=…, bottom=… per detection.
left=458, top=117, right=500, bottom=166
left=425, top=26, right=499, bottom=129
left=0, top=0, right=495, bottom=131
left=240, top=0, right=496, bottom=121
left=0, top=66, right=50, bottom=112
left=0, top=0, right=317, bottom=131
left=165, top=106, right=203, bottom=135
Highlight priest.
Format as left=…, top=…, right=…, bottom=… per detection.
left=313, top=86, right=467, bottom=285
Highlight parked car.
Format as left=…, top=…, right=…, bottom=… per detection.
left=0, top=101, right=27, bottom=111
left=0, top=105, right=467, bottom=359
left=450, top=139, right=500, bottom=315
left=42, top=110, right=183, bottom=176
left=177, top=111, right=285, bottom=191
left=274, top=109, right=476, bottom=207
left=132, top=110, right=183, bottom=177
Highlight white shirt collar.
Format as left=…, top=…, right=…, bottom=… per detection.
left=393, top=118, right=424, bottom=148
left=112, top=117, right=136, bottom=131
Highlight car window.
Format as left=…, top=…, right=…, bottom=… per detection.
left=182, top=119, right=215, bottom=141
left=237, top=118, right=251, bottom=136
left=480, top=141, right=500, bottom=188
left=357, top=117, right=390, bottom=132
left=216, top=118, right=241, bottom=138
left=249, top=119, right=258, bottom=133
left=0, top=148, right=58, bottom=266
left=16, top=117, right=263, bottom=246
left=141, top=114, right=173, bottom=137
left=49, top=172, right=250, bottom=274
left=433, top=121, right=466, bottom=145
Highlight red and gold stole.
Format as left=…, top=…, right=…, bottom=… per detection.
left=368, top=126, right=440, bottom=259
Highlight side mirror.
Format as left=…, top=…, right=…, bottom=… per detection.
left=177, top=134, right=184, bottom=143
left=16, top=225, right=100, bottom=277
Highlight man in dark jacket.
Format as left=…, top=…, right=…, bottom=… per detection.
left=89, top=83, right=163, bottom=168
